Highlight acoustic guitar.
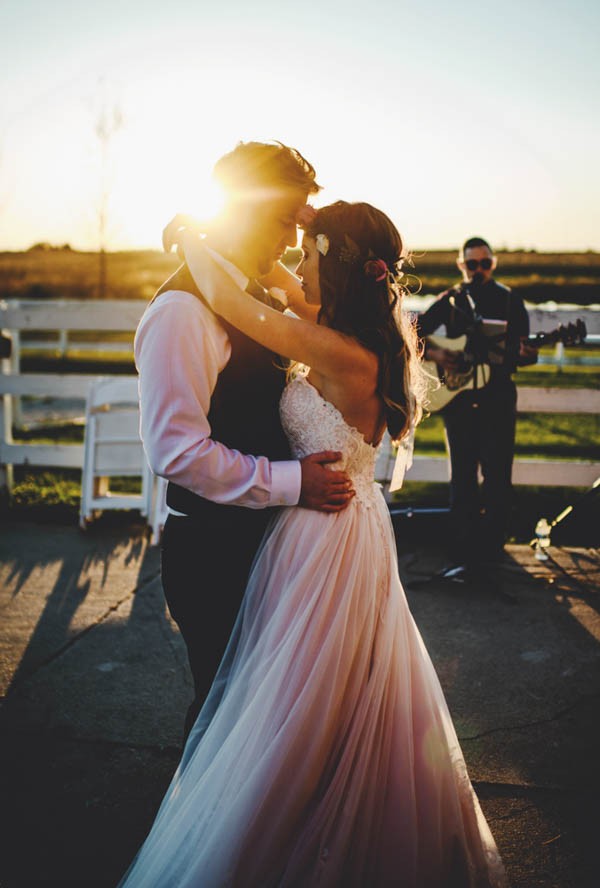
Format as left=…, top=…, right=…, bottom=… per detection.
left=424, top=319, right=587, bottom=412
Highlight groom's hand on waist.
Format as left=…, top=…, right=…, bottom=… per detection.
left=299, top=452, right=355, bottom=512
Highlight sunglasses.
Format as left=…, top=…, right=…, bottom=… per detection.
left=465, top=258, right=493, bottom=271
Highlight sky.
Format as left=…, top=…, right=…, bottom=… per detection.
left=1, top=0, right=599, bottom=253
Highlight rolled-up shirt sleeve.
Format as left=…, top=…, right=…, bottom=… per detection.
left=135, top=291, right=301, bottom=508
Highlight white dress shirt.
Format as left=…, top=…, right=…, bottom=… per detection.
left=134, top=251, right=301, bottom=511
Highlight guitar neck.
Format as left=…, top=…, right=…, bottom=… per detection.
left=526, top=320, right=586, bottom=349
left=527, top=332, right=557, bottom=347
left=426, top=321, right=586, bottom=354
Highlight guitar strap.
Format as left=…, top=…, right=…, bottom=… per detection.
left=460, top=287, right=483, bottom=404
left=468, top=287, right=512, bottom=402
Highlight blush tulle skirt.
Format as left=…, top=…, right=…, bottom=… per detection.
left=120, top=492, right=507, bottom=887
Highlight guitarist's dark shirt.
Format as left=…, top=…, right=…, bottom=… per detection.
left=416, top=279, right=530, bottom=382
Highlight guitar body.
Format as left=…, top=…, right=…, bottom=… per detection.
left=423, top=320, right=586, bottom=413
left=424, top=335, right=491, bottom=412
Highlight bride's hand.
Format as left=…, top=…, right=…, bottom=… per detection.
left=162, top=213, right=206, bottom=253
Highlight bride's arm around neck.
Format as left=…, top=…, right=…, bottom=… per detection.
left=182, top=231, right=378, bottom=398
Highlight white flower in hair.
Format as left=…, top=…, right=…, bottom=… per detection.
left=315, top=233, right=329, bottom=256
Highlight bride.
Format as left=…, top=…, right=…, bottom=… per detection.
left=120, top=201, right=507, bottom=887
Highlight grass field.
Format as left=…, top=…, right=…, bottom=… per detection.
left=400, top=248, right=600, bottom=305
left=2, top=246, right=600, bottom=305
left=0, top=248, right=179, bottom=302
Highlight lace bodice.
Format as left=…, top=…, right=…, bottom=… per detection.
left=280, top=376, right=381, bottom=507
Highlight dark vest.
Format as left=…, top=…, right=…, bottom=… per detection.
left=152, top=264, right=291, bottom=520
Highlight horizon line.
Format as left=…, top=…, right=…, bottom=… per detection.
left=2, top=244, right=600, bottom=257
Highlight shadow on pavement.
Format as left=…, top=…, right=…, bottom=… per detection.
left=392, top=517, right=600, bottom=888
left=0, top=518, right=189, bottom=887
left=0, top=513, right=598, bottom=888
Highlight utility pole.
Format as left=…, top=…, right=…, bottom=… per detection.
left=95, top=103, right=123, bottom=298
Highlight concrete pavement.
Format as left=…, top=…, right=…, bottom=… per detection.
left=0, top=514, right=598, bottom=887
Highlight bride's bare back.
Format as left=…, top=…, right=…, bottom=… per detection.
left=306, top=357, right=385, bottom=448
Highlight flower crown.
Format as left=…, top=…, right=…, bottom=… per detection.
left=296, top=204, right=408, bottom=283
left=316, top=232, right=403, bottom=282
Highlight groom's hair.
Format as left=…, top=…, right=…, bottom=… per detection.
left=212, top=141, right=321, bottom=202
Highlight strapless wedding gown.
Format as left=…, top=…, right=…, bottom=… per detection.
left=120, top=376, right=507, bottom=887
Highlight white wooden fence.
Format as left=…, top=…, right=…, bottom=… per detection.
left=1, top=299, right=599, bottom=494
left=0, top=300, right=144, bottom=490
left=12, top=295, right=600, bottom=360
left=375, top=385, right=600, bottom=490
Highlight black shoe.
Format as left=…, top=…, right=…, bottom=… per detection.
left=436, top=562, right=470, bottom=583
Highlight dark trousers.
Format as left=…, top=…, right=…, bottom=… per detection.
left=442, top=379, right=517, bottom=563
left=160, top=508, right=274, bottom=743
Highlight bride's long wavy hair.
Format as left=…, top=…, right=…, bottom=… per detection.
left=303, top=201, right=427, bottom=443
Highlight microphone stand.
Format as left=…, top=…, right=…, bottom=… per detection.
left=531, top=477, right=600, bottom=560
left=448, top=280, right=486, bottom=405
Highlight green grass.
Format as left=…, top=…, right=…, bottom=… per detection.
left=2, top=468, right=143, bottom=525
left=516, top=414, right=600, bottom=460
left=21, top=330, right=134, bottom=343
left=517, top=364, right=600, bottom=389
left=12, top=470, right=82, bottom=510
left=0, top=249, right=179, bottom=302
left=414, top=412, right=599, bottom=461
left=3, top=247, right=600, bottom=305
left=21, top=354, right=136, bottom=374
left=15, top=420, right=85, bottom=444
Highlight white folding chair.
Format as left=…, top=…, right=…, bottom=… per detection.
left=80, top=376, right=150, bottom=528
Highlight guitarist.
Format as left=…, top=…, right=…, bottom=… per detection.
left=417, top=236, right=538, bottom=572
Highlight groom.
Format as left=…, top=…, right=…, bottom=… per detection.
left=136, top=141, right=354, bottom=739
